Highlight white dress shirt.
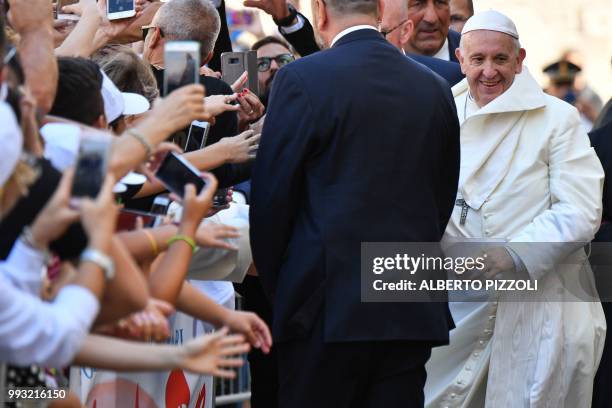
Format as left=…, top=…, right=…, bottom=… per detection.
left=0, top=239, right=99, bottom=368
left=433, top=37, right=450, bottom=61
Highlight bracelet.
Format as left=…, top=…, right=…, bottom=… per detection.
left=167, top=234, right=197, bottom=253
left=126, top=128, right=153, bottom=159
left=142, top=229, right=159, bottom=257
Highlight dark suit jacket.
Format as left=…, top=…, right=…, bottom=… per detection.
left=250, top=29, right=459, bottom=344
left=447, top=29, right=461, bottom=63
left=590, top=121, right=612, bottom=242
left=408, top=54, right=464, bottom=87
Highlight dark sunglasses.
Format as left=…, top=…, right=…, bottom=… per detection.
left=381, top=19, right=408, bottom=38
left=257, top=54, right=295, bottom=72
left=141, top=25, right=163, bottom=42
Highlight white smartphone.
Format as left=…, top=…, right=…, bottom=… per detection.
left=185, top=121, right=211, bottom=152
left=163, top=41, right=201, bottom=96
left=107, top=0, right=136, bottom=20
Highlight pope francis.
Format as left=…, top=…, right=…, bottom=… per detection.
left=424, top=10, right=606, bottom=408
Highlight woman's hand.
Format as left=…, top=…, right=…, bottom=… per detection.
left=236, top=89, right=265, bottom=131
left=216, top=130, right=260, bottom=163
left=178, top=327, right=249, bottom=377
left=223, top=310, right=272, bottom=354
left=147, top=85, right=209, bottom=136
left=204, top=94, right=241, bottom=118
left=195, top=222, right=240, bottom=250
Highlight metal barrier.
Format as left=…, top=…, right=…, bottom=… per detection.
left=214, top=293, right=252, bottom=407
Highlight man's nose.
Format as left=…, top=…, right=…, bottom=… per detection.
left=270, top=59, right=280, bottom=72
left=482, top=62, right=498, bottom=78
left=422, top=1, right=439, bottom=24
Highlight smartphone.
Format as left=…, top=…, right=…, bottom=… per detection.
left=116, top=209, right=157, bottom=231
left=213, top=187, right=230, bottom=208
left=163, top=41, right=201, bottom=96
left=107, top=0, right=136, bottom=20
left=150, top=195, right=170, bottom=216
left=184, top=121, right=211, bottom=152
left=221, top=51, right=259, bottom=97
left=155, top=152, right=206, bottom=198
left=71, top=137, right=111, bottom=199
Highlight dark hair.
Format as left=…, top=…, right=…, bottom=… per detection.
left=252, top=36, right=293, bottom=54
left=0, top=12, right=5, bottom=70
left=50, top=57, right=105, bottom=126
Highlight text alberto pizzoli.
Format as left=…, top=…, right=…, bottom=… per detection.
left=371, top=254, right=538, bottom=292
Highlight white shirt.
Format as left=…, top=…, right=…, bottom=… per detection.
left=433, top=37, right=450, bottom=61
left=330, top=25, right=378, bottom=47
left=0, top=240, right=100, bottom=368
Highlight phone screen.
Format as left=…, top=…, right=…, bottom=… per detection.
left=185, top=122, right=210, bottom=152
left=156, top=152, right=205, bottom=198
left=164, top=43, right=200, bottom=96
left=72, top=139, right=109, bottom=198
left=108, top=0, right=134, bottom=13
left=150, top=196, right=170, bottom=215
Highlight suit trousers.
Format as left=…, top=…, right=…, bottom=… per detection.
left=276, top=315, right=433, bottom=408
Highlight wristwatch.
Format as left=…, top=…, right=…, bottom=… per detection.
left=80, top=248, right=115, bottom=280
left=274, top=3, right=298, bottom=27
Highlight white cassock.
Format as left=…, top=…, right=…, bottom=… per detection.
left=424, top=67, right=606, bottom=408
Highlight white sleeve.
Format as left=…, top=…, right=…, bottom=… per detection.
left=508, top=110, right=604, bottom=279
left=279, top=14, right=305, bottom=34
left=2, top=239, right=46, bottom=294
left=0, top=274, right=99, bottom=368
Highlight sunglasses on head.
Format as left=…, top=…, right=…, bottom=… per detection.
left=257, top=54, right=295, bottom=72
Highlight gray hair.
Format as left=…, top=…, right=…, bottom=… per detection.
left=156, top=0, right=221, bottom=56
left=326, top=0, right=379, bottom=18
left=459, top=31, right=521, bottom=54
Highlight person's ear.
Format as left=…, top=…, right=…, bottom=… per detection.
left=516, top=48, right=526, bottom=74
left=150, top=27, right=163, bottom=49
left=202, top=51, right=213, bottom=66
left=455, top=48, right=467, bottom=74
left=95, top=114, right=107, bottom=130
left=377, top=0, right=385, bottom=25
left=316, top=0, right=327, bottom=32
left=400, top=19, right=414, bottom=48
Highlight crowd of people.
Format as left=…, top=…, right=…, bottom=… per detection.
left=0, top=0, right=611, bottom=407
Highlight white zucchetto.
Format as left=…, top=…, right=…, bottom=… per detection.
left=461, top=10, right=519, bottom=40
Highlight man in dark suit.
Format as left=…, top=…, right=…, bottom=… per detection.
left=250, top=0, right=460, bottom=405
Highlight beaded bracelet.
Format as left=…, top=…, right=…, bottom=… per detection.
left=167, top=234, right=197, bottom=253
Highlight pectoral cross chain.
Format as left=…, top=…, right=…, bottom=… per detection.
left=455, top=199, right=470, bottom=225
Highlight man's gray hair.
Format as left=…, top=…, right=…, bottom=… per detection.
left=326, top=0, right=379, bottom=18
left=156, top=0, right=221, bottom=56
left=459, top=32, right=521, bottom=54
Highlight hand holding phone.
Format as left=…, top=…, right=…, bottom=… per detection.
left=155, top=151, right=206, bottom=198
left=106, top=0, right=135, bottom=20
left=179, top=172, right=218, bottom=233
left=71, top=136, right=111, bottom=199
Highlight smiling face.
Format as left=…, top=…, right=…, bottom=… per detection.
left=456, top=30, right=526, bottom=107
left=405, top=0, right=450, bottom=56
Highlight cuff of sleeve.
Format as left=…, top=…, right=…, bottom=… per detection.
left=279, top=14, right=305, bottom=34
left=4, top=239, right=47, bottom=292
left=55, top=285, right=101, bottom=328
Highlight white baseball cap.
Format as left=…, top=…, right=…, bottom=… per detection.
left=461, top=10, right=519, bottom=40
left=0, top=102, right=23, bottom=187
left=100, top=70, right=150, bottom=124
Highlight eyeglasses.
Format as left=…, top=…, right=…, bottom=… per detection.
left=141, top=25, right=163, bottom=42
left=381, top=19, right=408, bottom=38
left=257, top=54, right=295, bottom=72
